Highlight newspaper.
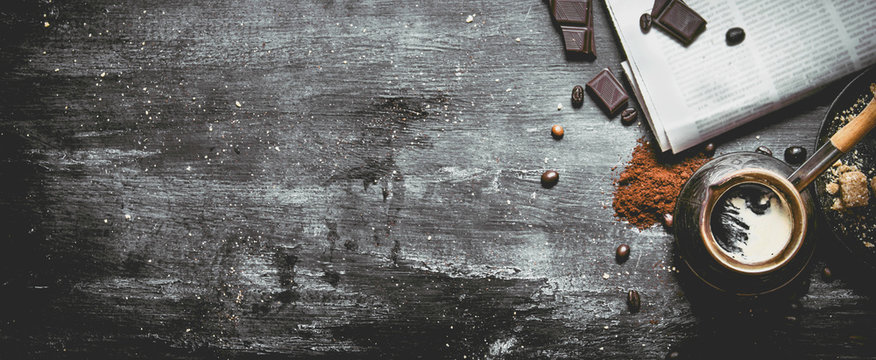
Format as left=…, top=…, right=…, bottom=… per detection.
left=605, top=0, right=876, bottom=153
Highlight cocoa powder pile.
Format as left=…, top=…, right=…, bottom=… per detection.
left=613, top=138, right=710, bottom=229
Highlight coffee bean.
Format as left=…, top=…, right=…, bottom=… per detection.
left=784, top=146, right=807, bottom=164
left=704, top=142, right=715, bottom=154
left=822, top=266, right=833, bottom=281
left=541, top=170, right=559, bottom=188
left=551, top=124, right=565, bottom=140
left=665, top=351, right=681, bottom=359
left=616, top=244, right=630, bottom=262
left=621, top=108, right=638, bottom=124
left=726, top=27, right=745, bottom=46
left=663, top=213, right=674, bottom=228
left=571, top=85, right=584, bottom=108
left=627, top=290, right=641, bottom=313
left=639, top=13, right=652, bottom=33
left=755, top=145, right=772, bottom=156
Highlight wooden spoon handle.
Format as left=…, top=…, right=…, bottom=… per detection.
left=831, top=98, right=876, bottom=152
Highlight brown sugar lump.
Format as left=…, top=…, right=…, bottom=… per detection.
left=826, top=182, right=839, bottom=195
left=839, top=170, right=870, bottom=208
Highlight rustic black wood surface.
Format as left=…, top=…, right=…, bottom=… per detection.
left=1, top=0, right=874, bottom=358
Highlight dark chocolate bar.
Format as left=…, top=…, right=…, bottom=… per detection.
left=650, top=0, right=669, bottom=18
left=586, top=69, right=629, bottom=115
left=561, top=26, right=591, bottom=54
left=552, top=0, right=591, bottom=26
left=550, top=0, right=595, bottom=57
left=653, top=0, right=706, bottom=45
left=587, top=23, right=596, bottom=57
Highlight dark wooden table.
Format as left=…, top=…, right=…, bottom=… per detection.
left=1, top=0, right=874, bottom=358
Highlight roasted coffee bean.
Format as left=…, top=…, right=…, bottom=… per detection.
left=822, top=266, right=833, bottom=281
left=616, top=244, right=630, bottom=262
left=627, top=290, right=641, bottom=313
left=704, top=142, right=715, bottom=154
left=755, top=145, right=772, bottom=156
left=621, top=108, right=638, bottom=124
left=571, top=85, right=585, bottom=107
left=639, top=13, right=652, bottom=33
left=784, top=146, right=807, bottom=164
left=551, top=124, right=565, bottom=139
left=726, top=27, right=745, bottom=46
left=541, top=170, right=559, bottom=188
left=665, top=351, right=681, bottom=359
left=663, top=213, right=674, bottom=228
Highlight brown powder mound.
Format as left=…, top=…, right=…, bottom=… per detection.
left=613, top=138, right=710, bottom=229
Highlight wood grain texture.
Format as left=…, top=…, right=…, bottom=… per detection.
left=0, top=0, right=874, bottom=358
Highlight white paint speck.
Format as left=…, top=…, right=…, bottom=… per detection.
left=488, top=337, right=518, bottom=356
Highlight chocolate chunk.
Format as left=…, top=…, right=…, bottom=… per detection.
left=561, top=26, right=593, bottom=55
left=621, top=108, right=638, bottom=124
left=726, top=27, right=745, bottom=45
left=551, top=0, right=595, bottom=57
left=586, top=69, right=629, bottom=115
left=653, top=0, right=707, bottom=45
left=552, top=0, right=591, bottom=26
left=639, top=13, right=652, bottom=33
left=587, top=25, right=596, bottom=57
left=650, top=0, right=669, bottom=18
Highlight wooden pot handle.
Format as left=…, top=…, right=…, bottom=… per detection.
left=831, top=97, right=876, bottom=152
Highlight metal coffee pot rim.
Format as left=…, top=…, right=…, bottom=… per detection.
left=699, top=168, right=808, bottom=275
